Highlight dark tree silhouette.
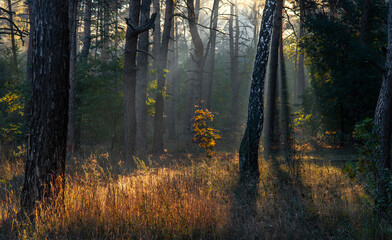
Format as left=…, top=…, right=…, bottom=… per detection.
left=21, top=0, right=70, bottom=212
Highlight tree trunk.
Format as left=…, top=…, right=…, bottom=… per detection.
left=124, top=0, right=141, bottom=162
left=167, top=20, right=177, bottom=140
left=278, top=22, right=291, bottom=159
left=297, top=0, right=305, bottom=104
left=264, top=0, right=283, bottom=160
left=7, top=0, right=17, bottom=71
left=74, top=0, right=92, bottom=153
left=373, top=0, right=392, bottom=211
left=101, top=3, right=110, bottom=61
left=185, top=0, right=204, bottom=132
left=239, top=0, right=276, bottom=182
left=67, top=0, right=78, bottom=162
left=153, top=0, right=174, bottom=153
left=360, top=0, right=372, bottom=45
left=205, top=0, right=219, bottom=110
left=229, top=2, right=240, bottom=128
left=21, top=0, right=70, bottom=212
left=136, top=0, right=151, bottom=157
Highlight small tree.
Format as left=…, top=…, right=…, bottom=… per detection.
left=193, top=109, right=221, bottom=158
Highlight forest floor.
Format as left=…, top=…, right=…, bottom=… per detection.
left=0, top=147, right=391, bottom=239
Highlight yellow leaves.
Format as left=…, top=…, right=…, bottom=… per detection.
left=0, top=91, right=24, bottom=116
left=193, top=109, right=221, bottom=158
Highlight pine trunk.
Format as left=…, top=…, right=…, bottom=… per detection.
left=21, top=0, right=70, bottom=212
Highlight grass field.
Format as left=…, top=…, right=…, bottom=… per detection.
left=0, top=149, right=391, bottom=239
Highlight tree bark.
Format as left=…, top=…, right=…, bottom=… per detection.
left=67, top=0, right=78, bottom=162
left=124, top=0, right=141, bottom=162
left=239, top=0, right=276, bottom=182
left=153, top=0, right=174, bottom=153
left=7, top=0, right=17, bottom=71
left=21, top=0, right=70, bottom=212
left=205, top=0, right=219, bottom=110
left=264, top=0, right=283, bottom=160
left=373, top=0, right=392, bottom=209
left=136, top=0, right=151, bottom=157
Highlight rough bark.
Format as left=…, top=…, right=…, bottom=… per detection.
left=153, top=0, right=174, bottom=153
left=136, top=0, right=151, bottom=157
left=239, top=0, right=276, bottom=182
left=67, top=0, right=78, bottom=162
left=21, top=0, right=70, bottom=212
left=205, top=0, right=219, bottom=110
left=264, top=0, right=283, bottom=160
left=124, top=0, right=141, bottom=162
left=373, top=0, right=392, bottom=208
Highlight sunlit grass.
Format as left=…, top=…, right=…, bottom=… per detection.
left=0, top=151, right=390, bottom=239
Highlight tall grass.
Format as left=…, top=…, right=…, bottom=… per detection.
left=0, top=152, right=391, bottom=239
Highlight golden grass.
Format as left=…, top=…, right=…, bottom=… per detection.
left=0, top=152, right=391, bottom=239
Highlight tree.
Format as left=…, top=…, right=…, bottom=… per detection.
left=373, top=0, right=392, bottom=213
left=21, top=0, right=70, bottom=212
left=264, top=0, right=283, bottom=160
left=153, top=0, right=175, bottom=153
left=136, top=0, right=151, bottom=157
left=239, top=0, right=276, bottom=182
left=229, top=1, right=240, bottom=129
left=67, top=0, right=79, bottom=162
left=124, top=0, right=156, bottom=162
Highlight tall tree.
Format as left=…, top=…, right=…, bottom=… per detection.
left=373, top=0, right=392, bottom=212
left=264, top=0, right=283, bottom=160
left=136, top=0, right=151, bottom=157
left=360, top=0, right=372, bottom=45
left=21, top=0, right=70, bottom=212
left=296, top=0, right=305, bottom=103
left=204, top=0, right=219, bottom=110
left=153, top=0, right=175, bottom=153
left=124, top=0, right=156, bottom=162
left=166, top=19, right=177, bottom=140
left=67, top=0, right=79, bottom=162
left=239, top=0, right=276, bottom=182
left=229, top=2, right=240, bottom=128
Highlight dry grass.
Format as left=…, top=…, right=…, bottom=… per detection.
left=0, top=151, right=391, bottom=239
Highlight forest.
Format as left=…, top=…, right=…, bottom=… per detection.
left=0, top=0, right=392, bottom=239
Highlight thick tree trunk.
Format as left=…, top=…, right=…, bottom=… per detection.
left=185, top=0, right=204, bottom=132
left=205, top=0, right=219, bottom=110
left=264, top=0, right=283, bottom=160
left=21, top=0, right=70, bottom=212
left=153, top=0, right=174, bottom=153
left=67, top=0, right=78, bottom=162
left=239, top=0, right=276, bottom=182
left=124, top=0, right=141, bottom=162
left=374, top=0, right=392, bottom=210
left=136, top=0, right=151, bottom=157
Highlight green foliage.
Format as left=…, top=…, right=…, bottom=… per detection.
left=76, top=56, right=123, bottom=149
left=192, top=109, right=221, bottom=158
left=300, top=0, right=386, bottom=135
left=350, top=118, right=392, bottom=222
left=0, top=48, right=28, bottom=145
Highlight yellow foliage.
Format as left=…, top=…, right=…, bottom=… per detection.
left=193, top=109, right=221, bottom=158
